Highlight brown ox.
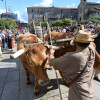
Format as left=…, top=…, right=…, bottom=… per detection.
left=11, top=33, right=49, bottom=94
left=45, top=31, right=76, bottom=57
left=45, top=31, right=100, bottom=81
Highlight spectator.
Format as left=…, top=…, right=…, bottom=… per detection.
left=0, top=36, right=3, bottom=58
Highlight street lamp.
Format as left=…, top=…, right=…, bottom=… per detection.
left=1, top=0, right=7, bottom=13
left=71, top=16, right=72, bottom=26
left=40, top=15, right=42, bottom=21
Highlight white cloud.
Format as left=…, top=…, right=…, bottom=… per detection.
left=0, top=9, right=6, bottom=14
left=97, top=1, right=100, bottom=3
left=66, top=5, right=70, bottom=8
left=0, top=8, right=28, bottom=23
left=72, top=3, right=75, bottom=6
left=21, top=9, right=28, bottom=23
left=14, top=9, right=28, bottom=23
left=14, top=11, right=20, bottom=20
left=34, top=0, right=53, bottom=7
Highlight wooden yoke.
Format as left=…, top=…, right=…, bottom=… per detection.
left=47, top=21, right=62, bottom=100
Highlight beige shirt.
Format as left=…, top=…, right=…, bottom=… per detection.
left=52, top=43, right=95, bottom=100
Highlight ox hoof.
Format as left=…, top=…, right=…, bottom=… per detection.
left=34, top=91, right=40, bottom=96
left=26, top=81, right=31, bottom=85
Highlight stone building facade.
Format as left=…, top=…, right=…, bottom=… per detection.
left=27, top=0, right=100, bottom=24
left=78, top=0, right=100, bottom=21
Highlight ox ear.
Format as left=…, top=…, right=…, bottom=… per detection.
left=70, top=40, right=75, bottom=46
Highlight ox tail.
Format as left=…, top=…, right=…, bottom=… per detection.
left=10, top=49, right=25, bottom=59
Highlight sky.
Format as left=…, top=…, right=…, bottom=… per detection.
left=0, top=0, right=100, bottom=23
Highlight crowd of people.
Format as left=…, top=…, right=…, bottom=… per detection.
left=0, top=23, right=100, bottom=58
left=0, top=28, right=29, bottom=58
left=50, top=23, right=100, bottom=35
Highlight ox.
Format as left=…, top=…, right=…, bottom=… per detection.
left=11, top=33, right=50, bottom=94
left=45, top=31, right=100, bottom=82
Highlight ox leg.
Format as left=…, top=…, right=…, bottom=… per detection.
left=34, top=78, right=39, bottom=95
left=25, top=68, right=31, bottom=85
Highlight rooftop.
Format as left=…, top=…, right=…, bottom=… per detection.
left=27, top=6, right=77, bottom=10
left=87, top=2, right=100, bottom=5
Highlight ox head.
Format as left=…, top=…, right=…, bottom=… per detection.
left=10, top=43, right=50, bottom=86
left=25, top=45, right=50, bottom=86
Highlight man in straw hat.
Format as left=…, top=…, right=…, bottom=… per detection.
left=49, top=30, right=95, bottom=100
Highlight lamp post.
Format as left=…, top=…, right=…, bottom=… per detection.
left=71, top=16, right=72, bottom=26
left=1, top=0, right=7, bottom=13
left=3, top=0, right=7, bottom=13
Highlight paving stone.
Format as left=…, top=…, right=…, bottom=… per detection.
left=1, top=82, right=19, bottom=100
left=94, top=83, right=100, bottom=100
left=0, top=76, right=6, bottom=88
left=64, top=93, right=68, bottom=97
left=20, top=72, right=26, bottom=82
left=8, top=61, right=19, bottom=71
left=54, top=95, right=61, bottom=100
left=20, top=88, right=39, bottom=100
left=0, top=69, right=8, bottom=77
left=0, top=95, right=1, bottom=100
left=53, top=93, right=67, bottom=100
left=61, top=93, right=67, bottom=98
left=6, top=71, right=19, bottom=82
left=62, top=97, right=68, bottom=100
left=47, top=97, right=54, bottom=100
left=0, top=62, right=13, bottom=69
left=19, top=62, right=25, bottom=73
left=0, top=88, right=3, bottom=97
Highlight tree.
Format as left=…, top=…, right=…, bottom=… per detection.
left=79, top=16, right=100, bottom=24
left=62, top=18, right=72, bottom=26
left=0, top=18, right=17, bottom=30
left=0, top=19, right=5, bottom=30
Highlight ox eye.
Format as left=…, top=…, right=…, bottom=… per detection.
left=30, top=63, right=32, bottom=65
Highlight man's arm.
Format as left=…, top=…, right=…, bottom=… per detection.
left=48, top=49, right=55, bottom=66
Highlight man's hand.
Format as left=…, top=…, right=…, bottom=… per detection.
left=49, top=49, right=55, bottom=55
left=49, top=49, right=55, bottom=66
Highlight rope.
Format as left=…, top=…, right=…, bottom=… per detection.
left=40, top=22, right=43, bottom=41
left=33, top=21, right=36, bottom=36
left=47, top=21, right=62, bottom=100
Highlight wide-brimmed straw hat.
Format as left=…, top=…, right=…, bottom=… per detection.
left=74, top=30, right=94, bottom=43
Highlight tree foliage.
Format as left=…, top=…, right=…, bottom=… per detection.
left=62, top=18, right=72, bottom=26
left=50, top=18, right=74, bottom=26
left=79, top=16, right=100, bottom=24
left=0, top=18, right=17, bottom=30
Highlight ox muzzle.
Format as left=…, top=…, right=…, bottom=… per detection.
left=38, top=79, right=50, bottom=86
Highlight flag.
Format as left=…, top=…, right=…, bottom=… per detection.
left=74, top=20, right=77, bottom=26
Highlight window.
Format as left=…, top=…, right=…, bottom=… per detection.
left=32, top=9, right=34, bottom=12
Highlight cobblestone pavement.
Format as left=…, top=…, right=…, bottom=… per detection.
left=0, top=45, right=100, bottom=100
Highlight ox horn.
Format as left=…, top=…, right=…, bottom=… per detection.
left=91, top=34, right=98, bottom=39
left=70, top=40, right=75, bottom=46
left=24, top=42, right=44, bottom=47
left=44, top=45, right=63, bottom=50
left=10, top=49, right=25, bottom=59
left=55, top=37, right=75, bottom=43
